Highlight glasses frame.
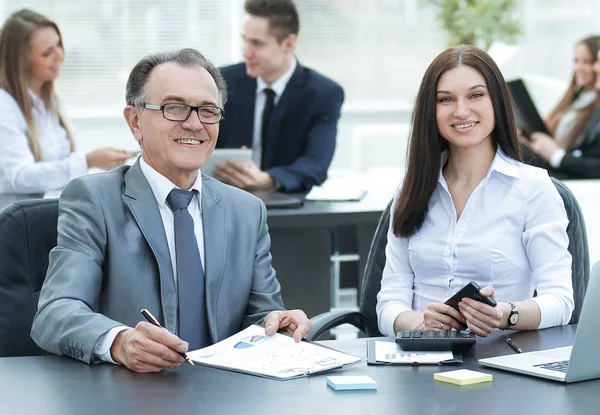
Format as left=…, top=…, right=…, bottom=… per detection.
left=142, top=103, right=225, bottom=124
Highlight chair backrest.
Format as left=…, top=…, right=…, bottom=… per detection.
left=357, top=200, right=391, bottom=337
left=358, top=179, right=589, bottom=336
left=0, top=199, right=59, bottom=357
left=551, top=178, right=589, bottom=324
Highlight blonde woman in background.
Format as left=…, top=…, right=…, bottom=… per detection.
left=545, top=36, right=600, bottom=148
left=0, top=9, right=136, bottom=198
left=523, top=35, right=600, bottom=176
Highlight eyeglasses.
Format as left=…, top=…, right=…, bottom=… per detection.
left=143, top=103, right=224, bottom=124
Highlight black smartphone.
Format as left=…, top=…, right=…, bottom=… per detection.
left=444, top=281, right=497, bottom=311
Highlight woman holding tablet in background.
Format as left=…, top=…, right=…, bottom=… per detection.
left=0, top=9, right=136, bottom=197
left=376, top=45, right=574, bottom=338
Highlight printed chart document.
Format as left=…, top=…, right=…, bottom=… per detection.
left=367, top=340, right=458, bottom=365
left=187, top=325, right=361, bottom=380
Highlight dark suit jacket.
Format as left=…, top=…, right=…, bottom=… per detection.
left=559, top=109, right=600, bottom=178
left=217, top=62, right=344, bottom=192
left=31, top=161, right=284, bottom=363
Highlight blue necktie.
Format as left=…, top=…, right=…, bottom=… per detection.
left=166, top=188, right=208, bottom=350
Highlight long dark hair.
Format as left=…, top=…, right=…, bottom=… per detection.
left=393, top=45, right=521, bottom=237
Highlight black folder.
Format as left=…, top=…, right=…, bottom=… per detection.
left=251, top=190, right=304, bottom=209
left=507, top=79, right=551, bottom=138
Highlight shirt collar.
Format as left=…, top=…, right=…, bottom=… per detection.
left=439, top=147, right=520, bottom=184
left=28, top=89, right=46, bottom=111
left=489, top=147, right=520, bottom=178
left=28, top=88, right=58, bottom=112
left=256, top=57, right=297, bottom=97
left=139, top=156, right=203, bottom=211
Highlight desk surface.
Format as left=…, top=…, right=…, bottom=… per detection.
left=0, top=325, right=596, bottom=415
left=264, top=186, right=392, bottom=228
left=0, top=186, right=392, bottom=229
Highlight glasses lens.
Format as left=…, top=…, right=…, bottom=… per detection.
left=198, top=107, right=222, bottom=123
left=163, top=104, right=190, bottom=121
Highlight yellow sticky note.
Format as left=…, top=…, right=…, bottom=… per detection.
left=434, top=369, right=493, bottom=386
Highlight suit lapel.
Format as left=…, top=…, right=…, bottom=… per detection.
left=262, top=63, right=306, bottom=167
left=584, top=110, right=600, bottom=147
left=200, top=177, right=226, bottom=343
left=239, top=75, right=257, bottom=148
left=122, top=161, right=178, bottom=333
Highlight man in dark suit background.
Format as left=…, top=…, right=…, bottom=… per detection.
left=213, top=0, right=344, bottom=193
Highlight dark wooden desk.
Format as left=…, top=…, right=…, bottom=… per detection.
left=0, top=326, right=596, bottom=415
left=266, top=188, right=390, bottom=317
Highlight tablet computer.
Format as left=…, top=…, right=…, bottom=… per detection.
left=201, top=148, right=253, bottom=177
left=507, top=79, right=551, bottom=138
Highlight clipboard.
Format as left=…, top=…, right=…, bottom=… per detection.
left=507, top=79, right=551, bottom=138
left=366, top=339, right=463, bottom=365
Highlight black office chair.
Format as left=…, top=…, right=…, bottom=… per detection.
left=307, top=178, right=589, bottom=340
left=0, top=199, right=59, bottom=357
left=552, top=178, right=589, bottom=324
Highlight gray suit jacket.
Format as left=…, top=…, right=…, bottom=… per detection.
left=31, top=161, right=284, bottom=363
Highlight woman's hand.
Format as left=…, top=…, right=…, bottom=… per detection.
left=528, top=132, right=560, bottom=162
left=422, top=302, right=467, bottom=331
left=517, top=128, right=530, bottom=145
left=458, top=285, right=503, bottom=337
left=86, top=148, right=138, bottom=170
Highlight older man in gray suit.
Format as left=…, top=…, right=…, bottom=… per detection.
left=31, top=48, right=311, bottom=373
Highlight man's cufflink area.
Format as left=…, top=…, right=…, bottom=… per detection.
left=63, top=340, right=85, bottom=360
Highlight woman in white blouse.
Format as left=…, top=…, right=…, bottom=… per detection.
left=376, top=45, right=574, bottom=338
left=0, top=9, right=136, bottom=196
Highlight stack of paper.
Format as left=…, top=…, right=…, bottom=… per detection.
left=327, top=376, right=377, bottom=391
left=305, top=170, right=367, bottom=202
left=434, top=369, right=493, bottom=386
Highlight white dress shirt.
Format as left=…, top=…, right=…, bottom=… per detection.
left=252, top=57, right=297, bottom=166
left=376, top=149, right=574, bottom=336
left=0, top=89, right=87, bottom=194
left=94, top=157, right=206, bottom=363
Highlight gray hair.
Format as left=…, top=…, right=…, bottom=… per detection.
left=125, top=48, right=228, bottom=108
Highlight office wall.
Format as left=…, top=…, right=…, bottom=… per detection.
left=4, top=0, right=600, bottom=175
left=69, top=108, right=413, bottom=172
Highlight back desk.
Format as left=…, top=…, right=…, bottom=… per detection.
left=0, top=188, right=390, bottom=319
left=1, top=325, right=597, bottom=415
left=267, top=187, right=391, bottom=317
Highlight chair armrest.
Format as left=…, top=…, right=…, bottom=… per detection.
left=307, top=309, right=364, bottom=341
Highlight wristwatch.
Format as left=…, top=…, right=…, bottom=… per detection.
left=506, top=302, right=519, bottom=330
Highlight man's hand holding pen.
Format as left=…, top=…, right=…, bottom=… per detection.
left=110, top=322, right=190, bottom=373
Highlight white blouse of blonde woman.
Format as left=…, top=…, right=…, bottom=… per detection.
left=376, top=65, right=574, bottom=338
left=0, top=25, right=135, bottom=195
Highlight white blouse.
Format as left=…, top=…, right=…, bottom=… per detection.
left=376, top=150, right=574, bottom=336
left=0, top=89, right=87, bottom=194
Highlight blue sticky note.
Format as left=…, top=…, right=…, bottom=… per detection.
left=327, top=376, right=377, bottom=391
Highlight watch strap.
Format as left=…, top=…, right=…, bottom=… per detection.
left=506, top=302, right=518, bottom=330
